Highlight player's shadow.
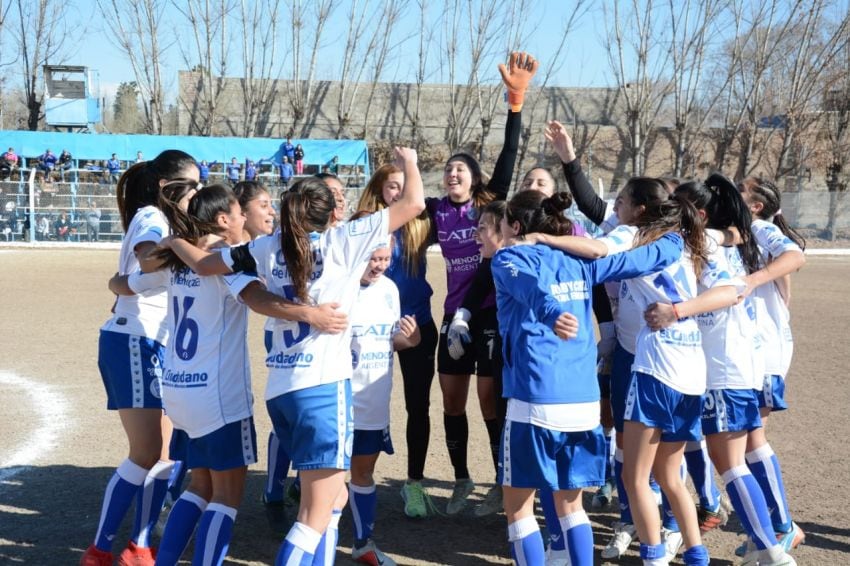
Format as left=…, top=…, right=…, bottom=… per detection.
left=792, top=521, right=850, bottom=553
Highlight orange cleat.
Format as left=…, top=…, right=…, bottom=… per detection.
left=80, top=544, right=114, bottom=566
left=117, top=540, right=156, bottom=566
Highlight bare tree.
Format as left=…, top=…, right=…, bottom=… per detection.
left=238, top=0, right=283, bottom=137
left=605, top=0, right=673, bottom=176
left=174, top=0, right=235, bottom=136
left=407, top=0, right=435, bottom=147
left=767, top=2, right=850, bottom=181
left=358, top=0, right=408, bottom=139
left=512, top=0, right=590, bottom=187
left=12, top=0, right=67, bottom=131
left=666, top=0, right=724, bottom=178
left=285, top=0, right=338, bottom=137
left=821, top=39, right=850, bottom=239
left=98, top=0, right=170, bottom=134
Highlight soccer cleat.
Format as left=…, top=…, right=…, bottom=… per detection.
left=544, top=547, right=570, bottom=566
left=662, top=527, right=683, bottom=561
left=80, top=545, right=114, bottom=566
left=473, top=485, right=503, bottom=517
left=591, top=479, right=615, bottom=510
left=697, top=498, right=729, bottom=532
left=777, top=522, right=805, bottom=552
left=262, top=494, right=288, bottom=532
left=446, top=478, right=475, bottom=515
left=601, top=521, right=637, bottom=559
left=400, top=481, right=430, bottom=518
left=117, top=540, right=156, bottom=566
left=739, top=548, right=797, bottom=566
left=352, top=539, right=397, bottom=566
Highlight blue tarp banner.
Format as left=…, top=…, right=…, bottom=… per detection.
left=0, top=130, right=369, bottom=175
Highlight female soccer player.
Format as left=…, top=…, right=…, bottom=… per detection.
left=644, top=175, right=798, bottom=566
left=357, top=165, right=437, bottom=518
left=737, top=177, right=807, bottom=556
left=430, top=51, right=537, bottom=514
left=158, top=147, right=425, bottom=565
left=81, top=150, right=199, bottom=566
left=492, top=189, right=685, bottom=566
left=348, top=237, right=420, bottom=565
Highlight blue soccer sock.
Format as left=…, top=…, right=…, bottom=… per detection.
left=311, top=509, right=341, bottom=565
left=614, top=449, right=633, bottom=524
left=682, top=544, right=710, bottom=565
left=266, top=431, right=291, bottom=503
left=603, top=427, right=615, bottom=482
left=192, top=503, right=236, bottom=566
left=167, top=460, right=187, bottom=503
left=276, top=522, right=322, bottom=566
left=349, top=483, right=377, bottom=544
left=649, top=473, right=661, bottom=497
left=539, top=487, right=565, bottom=552
left=560, top=510, right=593, bottom=566
left=507, top=516, right=545, bottom=566
left=722, top=466, right=777, bottom=551
left=94, top=458, right=148, bottom=552
left=639, top=542, right=667, bottom=566
left=746, top=444, right=793, bottom=533
left=157, top=491, right=207, bottom=566
left=661, top=491, right=680, bottom=532
left=131, top=460, right=173, bottom=548
left=684, top=440, right=721, bottom=511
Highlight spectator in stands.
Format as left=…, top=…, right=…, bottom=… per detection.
left=245, top=159, right=257, bottom=181
left=54, top=210, right=72, bottom=241
left=328, top=155, right=339, bottom=175
left=283, top=137, right=295, bottom=162
left=198, top=160, right=211, bottom=183
left=2, top=147, right=18, bottom=167
left=107, top=153, right=122, bottom=184
left=38, top=149, right=58, bottom=181
left=59, top=149, right=74, bottom=182
left=294, top=144, right=305, bottom=175
left=135, top=151, right=144, bottom=163
left=226, top=157, right=241, bottom=184
left=36, top=214, right=50, bottom=241
left=86, top=200, right=101, bottom=242
left=278, top=156, right=294, bottom=188
left=1, top=148, right=18, bottom=179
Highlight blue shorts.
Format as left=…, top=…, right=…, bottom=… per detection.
left=169, top=428, right=190, bottom=461
left=498, top=421, right=605, bottom=491
left=266, top=380, right=353, bottom=471
left=353, top=428, right=394, bottom=457
left=610, top=343, right=635, bottom=432
left=701, top=388, right=762, bottom=435
left=623, top=372, right=703, bottom=443
left=98, top=330, right=165, bottom=410
left=185, top=417, right=257, bottom=471
left=757, top=375, right=788, bottom=412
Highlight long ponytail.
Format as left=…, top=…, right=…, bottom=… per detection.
left=279, top=178, right=335, bottom=303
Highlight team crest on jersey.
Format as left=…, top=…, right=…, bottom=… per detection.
left=466, top=206, right=479, bottom=221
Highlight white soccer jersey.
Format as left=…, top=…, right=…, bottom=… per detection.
left=350, top=277, right=400, bottom=431
left=225, top=209, right=390, bottom=400
left=696, top=232, right=761, bottom=390
left=101, top=206, right=170, bottom=343
left=161, top=265, right=257, bottom=439
left=607, top=229, right=707, bottom=395
left=598, top=224, right=642, bottom=354
left=751, top=220, right=800, bottom=378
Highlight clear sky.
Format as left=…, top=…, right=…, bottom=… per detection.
left=68, top=0, right=615, bottom=103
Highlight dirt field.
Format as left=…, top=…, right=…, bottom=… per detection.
left=0, top=248, right=848, bottom=565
